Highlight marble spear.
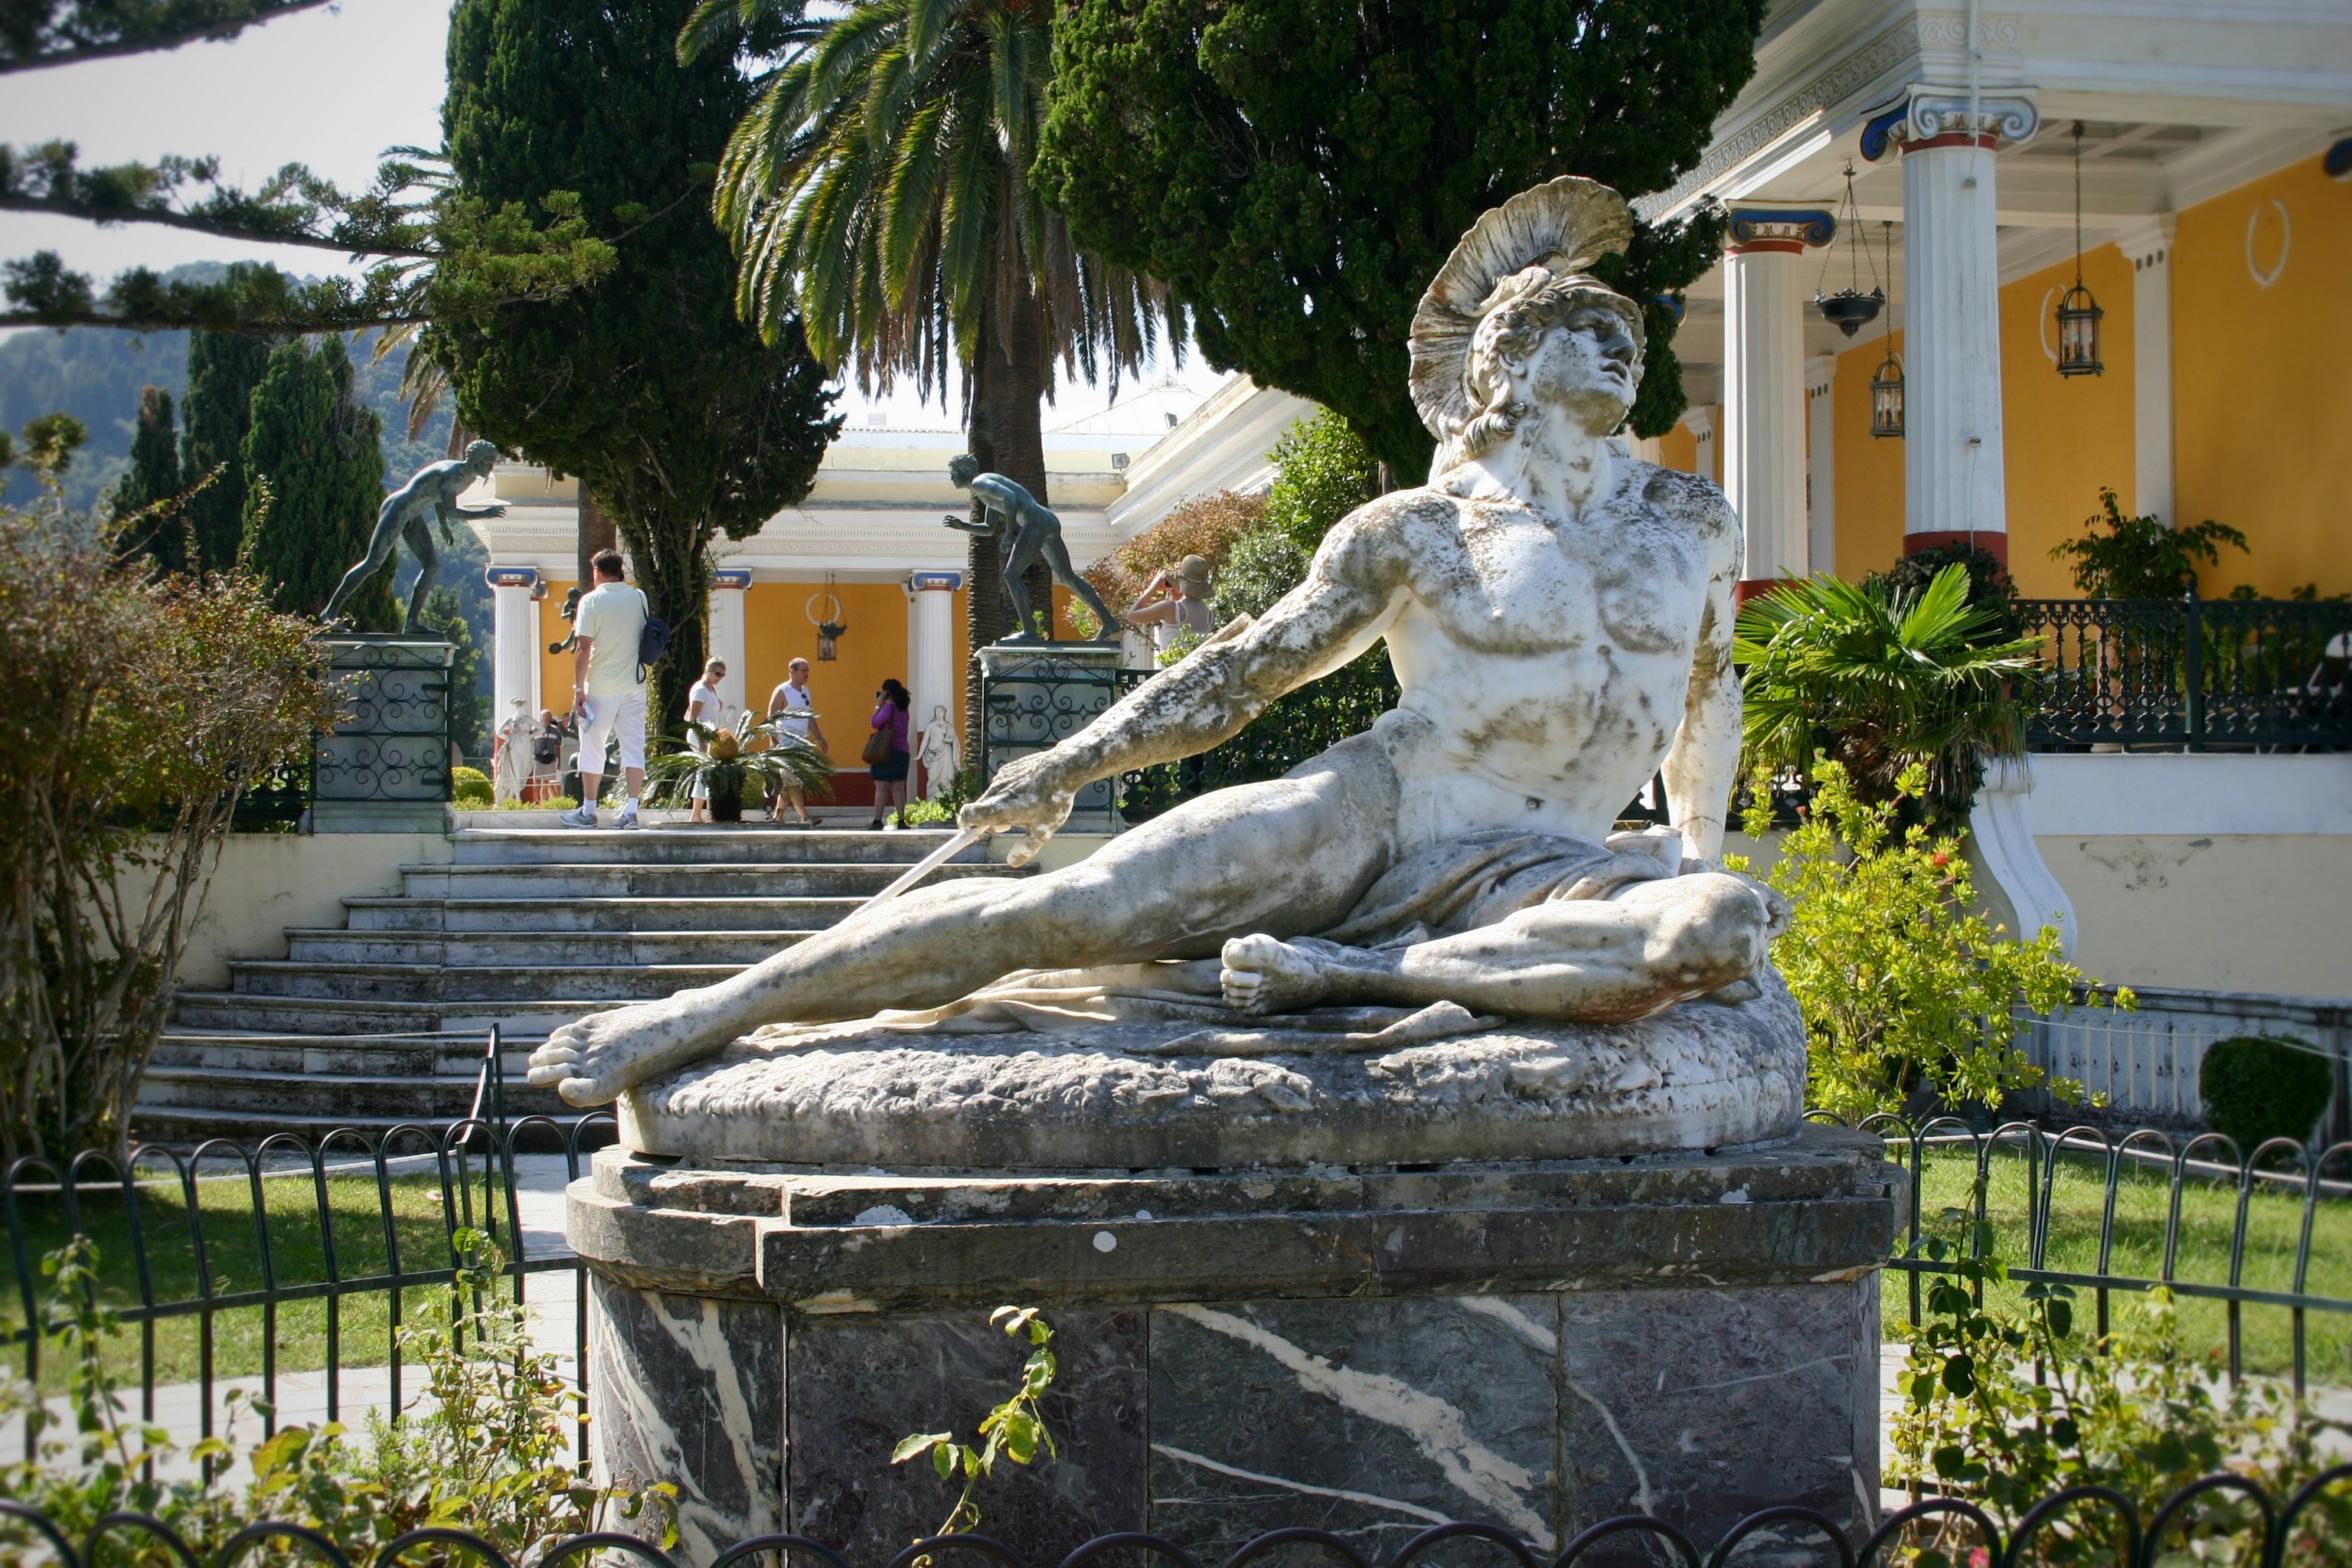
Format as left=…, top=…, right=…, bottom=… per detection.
left=844, top=825, right=988, bottom=925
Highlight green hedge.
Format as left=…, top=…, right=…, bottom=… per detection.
left=2200, top=1035, right=2333, bottom=1151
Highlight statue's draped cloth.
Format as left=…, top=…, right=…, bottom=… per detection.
left=740, top=828, right=1686, bottom=1056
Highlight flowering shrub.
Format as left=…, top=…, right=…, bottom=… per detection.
left=1730, top=759, right=2116, bottom=1120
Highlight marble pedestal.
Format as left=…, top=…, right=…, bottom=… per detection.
left=569, top=1125, right=1900, bottom=1565
left=974, top=642, right=1125, bottom=833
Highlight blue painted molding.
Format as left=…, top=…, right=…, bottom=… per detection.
left=484, top=565, right=538, bottom=590
left=711, top=569, right=754, bottom=590
left=1859, top=100, right=1909, bottom=163
left=909, top=570, right=964, bottom=591
left=2326, top=135, right=2352, bottom=181
left=1726, top=207, right=1836, bottom=247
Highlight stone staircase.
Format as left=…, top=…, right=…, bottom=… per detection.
left=136, top=827, right=1021, bottom=1145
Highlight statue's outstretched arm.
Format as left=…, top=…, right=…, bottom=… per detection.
left=1661, top=491, right=1743, bottom=863
left=961, top=501, right=1405, bottom=857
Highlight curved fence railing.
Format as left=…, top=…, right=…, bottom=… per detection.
left=0, top=1467, right=2348, bottom=1568
left=0, top=1112, right=619, bottom=1465
left=1835, top=1113, right=2352, bottom=1394
left=5, top=1112, right=2349, bottom=1466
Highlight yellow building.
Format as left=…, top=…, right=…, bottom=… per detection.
left=471, top=387, right=1204, bottom=804
left=1635, top=0, right=2350, bottom=602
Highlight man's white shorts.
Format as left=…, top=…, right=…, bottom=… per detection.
left=577, top=688, right=648, bottom=774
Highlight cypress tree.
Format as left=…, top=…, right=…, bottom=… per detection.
left=240, top=335, right=396, bottom=628
left=110, top=384, right=187, bottom=570
left=181, top=325, right=278, bottom=574
left=419, top=586, right=491, bottom=757
left=436, top=0, right=839, bottom=724
left=1040, top=0, right=1768, bottom=477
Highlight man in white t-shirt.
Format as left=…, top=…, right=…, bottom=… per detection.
left=763, top=656, right=828, bottom=825
left=562, top=549, right=650, bottom=830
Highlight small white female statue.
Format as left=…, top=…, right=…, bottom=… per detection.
left=916, top=704, right=962, bottom=799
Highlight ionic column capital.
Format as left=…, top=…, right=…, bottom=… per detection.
left=710, top=568, right=753, bottom=591
left=1725, top=207, right=1836, bottom=256
left=1862, top=87, right=2038, bottom=161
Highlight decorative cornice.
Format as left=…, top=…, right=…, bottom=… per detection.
left=1726, top=207, right=1835, bottom=252
left=1636, top=18, right=1919, bottom=220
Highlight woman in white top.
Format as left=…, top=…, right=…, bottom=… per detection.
left=684, top=658, right=728, bottom=823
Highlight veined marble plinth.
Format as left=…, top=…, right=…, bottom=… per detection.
left=570, top=1125, right=1900, bottom=1565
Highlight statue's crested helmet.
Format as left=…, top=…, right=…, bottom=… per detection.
left=1409, top=177, right=1648, bottom=456
left=464, top=439, right=498, bottom=469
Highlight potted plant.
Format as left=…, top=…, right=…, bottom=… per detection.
left=647, top=712, right=835, bottom=823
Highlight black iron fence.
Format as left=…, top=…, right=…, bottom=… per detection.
left=1, top=1111, right=617, bottom=1466
left=5, top=1106, right=2350, bottom=1462
left=2017, top=596, right=2352, bottom=752
left=1852, top=1114, right=2352, bottom=1394
left=2, top=1472, right=2349, bottom=1568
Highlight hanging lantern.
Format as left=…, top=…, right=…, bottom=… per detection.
left=1811, top=162, right=1884, bottom=338
left=1870, top=351, right=1906, bottom=439
left=807, top=578, right=847, bottom=662
left=2055, top=283, right=2105, bottom=377
left=2055, top=122, right=2105, bottom=378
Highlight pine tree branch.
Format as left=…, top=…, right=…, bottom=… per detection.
left=0, top=1, right=337, bottom=74
left=1, top=142, right=438, bottom=257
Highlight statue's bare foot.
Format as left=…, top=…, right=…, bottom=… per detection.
left=526, top=996, right=734, bottom=1106
left=1220, top=933, right=1334, bottom=1016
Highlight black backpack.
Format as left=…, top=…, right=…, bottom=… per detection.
left=636, top=608, right=671, bottom=678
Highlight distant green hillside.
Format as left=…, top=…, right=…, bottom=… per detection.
left=0, top=263, right=497, bottom=752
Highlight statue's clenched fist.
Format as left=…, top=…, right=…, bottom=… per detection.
left=956, top=749, right=1080, bottom=867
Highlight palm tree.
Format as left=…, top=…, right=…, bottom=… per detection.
left=1735, top=565, right=2046, bottom=824
left=679, top=0, right=1176, bottom=662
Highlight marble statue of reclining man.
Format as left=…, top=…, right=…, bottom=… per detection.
left=528, top=177, right=1787, bottom=1108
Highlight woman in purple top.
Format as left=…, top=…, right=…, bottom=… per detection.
left=869, top=678, right=914, bottom=829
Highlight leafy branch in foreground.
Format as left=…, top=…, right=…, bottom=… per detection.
left=893, top=1307, right=1060, bottom=1547
left=0, top=0, right=334, bottom=73
left=1, top=143, right=616, bottom=333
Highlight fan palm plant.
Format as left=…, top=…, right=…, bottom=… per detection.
left=1735, top=564, right=2045, bottom=823
left=646, top=711, right=835, bottom=821
left=679, top=0, right=1177, bottom=657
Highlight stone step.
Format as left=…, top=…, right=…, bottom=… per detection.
left=448, top=827, right=978, bottom=867
left=399, top=861, right=1020, bottom=901
left=137, top=1065, right=573, bottom=1121
left=172, top=991, right=619, bottom=1037
left=343, top=895, right=861, bottom=934
left=285, top=928, right=811, bottom=967
left=227, top=960, right=740, bottom=1003
left=152, top=1029, right=529, bottom=1077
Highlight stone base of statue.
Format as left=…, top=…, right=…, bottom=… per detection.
left=570, top=977, right=1897, bottom=1565
left=975, top=642, right=1126, bottom=833
left=309, top=634, right=456, bottom=834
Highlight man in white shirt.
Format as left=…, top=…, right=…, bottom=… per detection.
left=563, top=550, right=650, bottom=830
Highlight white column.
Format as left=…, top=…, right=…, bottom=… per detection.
left=487, top=567, right=540, bottom=728
left=1896, top=92, right=2037, bottom=555
left=1805, top=354, right=1837, bottom=577
left=2116, top=216, right=2176, bottom=523
left=907, top=570, right=962, bottom=790
left=1721, top=211, right=1824, bottom=586
left=708, top=570, right=750, bottom=716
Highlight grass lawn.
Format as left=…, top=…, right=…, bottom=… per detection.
left=1, top=1161, right=561, bottom=1394
left=1887, top=1140, right=2352, bottom=1383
